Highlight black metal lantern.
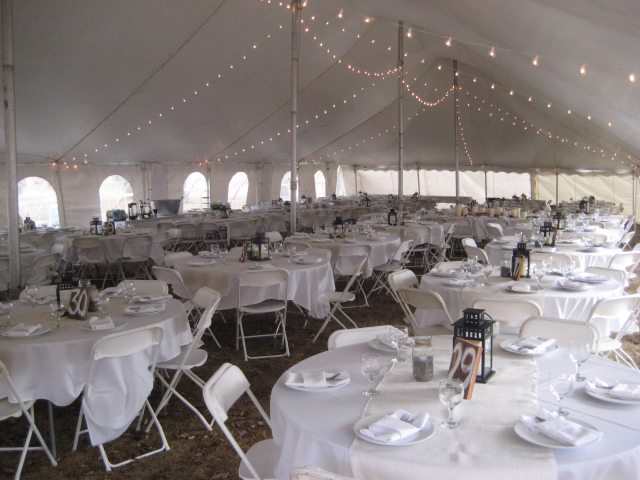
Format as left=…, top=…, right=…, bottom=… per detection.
left=140, top=202, right=152, bottom=219
left=249, top=227, right=270, bottom=261
left=511, top=241, right=531, bottom=278
left=333, top=214, right=344, bottom=235
left=453, top=308, right=495, bottom=383
left=539, top=221, right=556, bottom=246
left=388, top=208, right=398, bottom=226
left=127, top=202, right=139, bottom=220
left=387, top=194, right=393, bottom=203
left=553, top=210, right=565, bottom=230
left=579, top=197, right=590, bottom=214
left=89, top=217, right=103, bottom=235
left=331, top=193, right=337, bottom=200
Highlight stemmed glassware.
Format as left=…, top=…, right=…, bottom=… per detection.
left=24, top=285, right=39, bottom=308
left=388, top=325, right=409, bottom=363
left=122, top=280, right=136, bottom=304
left=548, top=372, right=573, bottom=416
left=559, top=261, right=576, bottom=280
left=439, top=378, right=464, bottom=429
left=209, top=244, right=220, bottom=256
left=286, top=244, right=297, bottom=261
left=360, top=353, right=382, bottom=397
left=50, top=303, right=66, bottom=329
left=568, top=340, right=591, bottom=382
left=532, top=264, right=546, bottom=289
left=1, top=301, right=14, bottom=327
left=273, top=241, right=283, bottom=256
left=218, top=246, right=229, bottom=264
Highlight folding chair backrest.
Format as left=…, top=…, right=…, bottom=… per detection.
left=393, top=239, right=413, bottom=261
left=164, top=251, right=192, bottom=268
left=584, top=266, right=627, bottom=285
left=239, top=268, right=288, bottom=288
left=608, top=251, right=640, bottom=271
left=167, top=227, right=182, bottom=239
left=327, top=325, right=391, bottom=350
left=586, top=294, right=640, bottom=323
left=486, top=225, right=503, bottom=240
left=308, top=248, right=331, bottom=262
left=530, top=252, right=573, bottom=266
left=118, top=279, right=168, bottom=294
left=520, top=316, right=598, bottom=349
left=399, top=288, right=453, bottom=324
left=122, top=234, right=153, bottom=249
left=32, top=252, right=59, bottom=268
left=152, top=266, right=192, bottom=300
left=461, top=238, right=477, bottom=248
left=265, top=231, right=283, bottom=243
left=73, top=237, right=107, bottom=262
left=334, top=244, right=371, bottom=276
left=464, top=246, right=490, bottom=264
left=92, top=325, right=164, bottom=361
left=388, top=269, right=419, bottom=294
left=192, top=287, right=221, bottom=332
left=472, top=298, right=541, bottom=322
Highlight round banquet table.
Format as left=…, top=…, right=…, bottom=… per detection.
left=55, top=232, right=166, bottom=265
left=417, top=268, right=624, bottom=333
left=0, top=297, right=191, bottom=406
left=270, top=338, right=640, bottom=480
left=173, top=248, right=335, bottom=319
left=484, top=237, right=621, bottom=270
left=284, top=233, right=401, bottom=278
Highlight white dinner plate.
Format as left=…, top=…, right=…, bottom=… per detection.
left=293, top=257, right=323, bottom=265
left=2, top=325, right=51, bottom=338
left=354, top=414, right=436, bottom=446
left=578, top=247, right=602, bottom=253
left=444, top=279, right=476, bottom=287
left=81, top=319, right=129, bottom=333
left=514, top=418, right=601, bottom=449
left=500, top=339, right=558, bottom=356
left=554, top=280, right=593, bottom=291
left=367, top=338, right=412, bottom=352
left=584, top=382, right=640, bottom=405
left=188, top=259, right=217, bottom=266
left=284, top=370, right=350, bottom=392
left=506, top=285, right=544, bottom=294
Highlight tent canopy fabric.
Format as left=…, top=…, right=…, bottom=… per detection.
left=1, top=0, right=639, bottom=175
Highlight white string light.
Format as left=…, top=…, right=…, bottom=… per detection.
left=532, top=55, right=539, bottom=67
left=489, top=47, right=496, bottom=58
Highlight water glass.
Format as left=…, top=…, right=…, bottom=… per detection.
left=1, top=301, right=14, bottom=327
left=389, top=325, right=409, bottom=363
left=532, top=264, right=546, bottom=288
left=219, top=246, right=229, bottom=264
left=273, top=242, right=283, bottom=255
left=361, top=353, right=382, bottom=397
left=412, top=345, right=434, bottom=382
left=439, top=378, right=464, bottom=429
left=286, top=244, right=297, bottom=258
left=50, top=303, right=66, bottom=329
left=549, top=372, right=573, bottom=416
left=568, top=341, right=591, bottom=382
left=25, top=285, right=39, bottom=308
left=210, top=244, right=220, bottom=256
left=122, top=280, right=136, bottom=304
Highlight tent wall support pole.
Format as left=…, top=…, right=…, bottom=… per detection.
left=453, top=60, right=460, bottom=204
left=54, top=165, right=67, bottom=228
left=141, top=162, right=147, bottom=202
left=555, top=170, right=559, bottom=205
left=2, top=0, right=20, bottom=288
left=289, top=0, right=301, bottom=232
left=354, top=166, right=358, bottom=193
left=484, top=169, right=488, bottom=202
left=397, top=21, right=404, bottom=208
left=206, top=162, right=212, bottom=205
left=416, top=164, right=420, bottom=195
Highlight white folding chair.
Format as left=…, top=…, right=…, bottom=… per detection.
left=203, top=363, right=281, bottom=480
left=472, top=298, right=541, bottom=335
left=388, top=269, right=420, bottom=324
left=163, top=251, right=193, bottom=268
left=290, top=466, right=354, bottom=480
left=164, top=227, right=182, bottom=252
left=312, top=256, right=369, bottom=343
left=117, top=234, right=153, bottom=282
left=617, top=231, right=634, bottom=251
left=607, top=251, right=640, bottom=281
left=237, top=269, right=290, bottom=360
left=461, top=238, right=477, bottom=249
left=0, top=360, right=57, bottom=480
left=265, top=231, right=283, bottom=244
left=486, top=223, right=504, bottom=241
left=397, top=288, right=455, bottom=336
left=584, top=266, right=627, bottom=286
left=464, top=245, right=490, bottom=265
left=151, top=287, right=221, bottom=430
left=327, top=325, right=391, bottom=350
left=520, top=316, right=599, bottom=350
left=366, top=239, right=413, bottom=300
left=72, top=236, right=114, bottom=289
left=72, top=325, right=169, bottom=471
left=117, top=279, right=168, bottom=295
left=333, top=244, right=371, bottom=307
left=24, top=252, right=60, bottom=286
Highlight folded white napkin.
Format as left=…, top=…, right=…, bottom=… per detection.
left=375, top=333, right=416, bottom=349
left=284, top=370, right=350, bottom=389
left=360, top=409, right=430, bottom=443
left=89, top=315, right=115, bottom=330
left=4, top=323, right=41, bottom=337
left=433, top=269, right=463, bottom=276
left=570, top=273, right=609, bottom=282
left=101, top=286, right=124, bottom=298
left=586, top=378, right=640, bottom=400
left=124, top=303, right=166, bottom=314
left=133, top=294, right=172, bottom=303
left=510, top=282, right=532, bottom=292
left=557, top=280, right=589, bottom=290
left=506, top=336, right=556, bottom=353
left=294, top=256, right=322, bottom=264
left=34, top=295, right=54, bottom=305
left=520, top=409, right=602, bottom=446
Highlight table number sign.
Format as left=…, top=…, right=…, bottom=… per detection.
left=67, top=288, right=90, bottom=320
left=448, top=338, right=482, bottom=399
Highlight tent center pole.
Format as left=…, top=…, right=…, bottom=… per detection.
left=290, top=0, right=301, bottom=232
left=397, top=21, right=404, bottom=208
left=453, top=60, right=460, bottom=204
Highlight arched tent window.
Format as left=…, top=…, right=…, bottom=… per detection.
left=18, top=177, right=59, bottom=225
left=280, top=171, right=299, bottom=202
left=314, top=170, right=326, bottom=198
left=183, top=172, right=208, bottom=211
left=99, top=175, right=133, bottom=220
left=228, top=172, right=249, bottom=210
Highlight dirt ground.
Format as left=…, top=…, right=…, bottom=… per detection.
left=2, top=265, right=640, bottom=480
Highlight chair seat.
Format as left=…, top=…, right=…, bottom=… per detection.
left=596, top=338, right=623, bottom=352
left=373, top=263, right=403, bottom=273
left=0, top=398, right=35, bottom=421
left=238, top=438, right=281, bottom=480
left=240, top=300, right=286, bottom=314
left=156, top=348, right=208, bottom=370
left=323, top=291, right=356, bottom=303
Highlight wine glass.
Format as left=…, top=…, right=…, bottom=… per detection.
left=1, top=301, right=14, bottom=327
left=568, top=340, right=591, bottom=382
left=560, top=261, right=575, bottom=279
left=360, top=353, right=382, bottom=397
left=122, top=280, right=136, bottom=304
left=50, top=303, right=65, bottom=329
left=439, top=378, right=464, bottom=429
left=273, top=241, right=283, bottom=256
left=218, top=246, right=229, bottom=264
left=209, top=244, right=220, bottom=256
left=548, top=372, right=573, bottom=417
left=286, top=244, right=297, bottom=259
left=96, top=293, right=110, bottom=319
left=541, top=256, right=553, bottom=272
left=388, top=325, right=409, bottom=363
left=25, top=285, right=39, bottom=308
left=532, top=264, right=546, bottom=289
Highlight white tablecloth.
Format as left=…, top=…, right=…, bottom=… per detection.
left=0, top=247, right=48, bottom=286
left=56, top=233, right=166, bottom=265
left=270, top=338, right=640, bottom=480
left=173, top=249, right=335, bottom=318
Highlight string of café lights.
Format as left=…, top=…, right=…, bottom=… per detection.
left=57, top=0, right=638, bottom=173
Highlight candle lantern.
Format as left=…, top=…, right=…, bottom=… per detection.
left=387, top=194, right=393, bottom=203
left=553, top=210, right=565, bottom=230
left=89, top=217, right=103, bottom=235
left=539, top=221, right=556, bottom=246
left=333, top=214, right=344, bottom=236
left=453, top=308, right=495, bottom=383
left=331, top=193, right=337, bottom=200
left=511, top=241, right=531, bottom=278
left=388, top=208, right=398, bottom=226
left=249, top=227, right=270, bottom=261
left=127, top=202, right=139, bottom=220
left=140, top=202, right=152, bottom=219
left=579, top=197, right=590, bottom=214
left=23, top=217, right=36, bottom=231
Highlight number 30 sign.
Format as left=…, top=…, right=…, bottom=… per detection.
left=448, top=338, right=483, bottom=400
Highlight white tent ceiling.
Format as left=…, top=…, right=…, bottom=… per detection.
left=2, top=0, right=640, bottom=174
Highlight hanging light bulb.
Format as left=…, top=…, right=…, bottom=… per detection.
left=580, top=64, right=586, bottom=75
left=489, top=47, right=496, bottom=57
left=364, top=17, right=371, bottom=23
left=337, top=9, right=343, bottom=18
left=407, top=28, right=412, bottom=38
left=630, top=72, right=636, bottom=82
left=445, top=37, right=452, bottom=47
left=532, top=55, right=539, bottom=67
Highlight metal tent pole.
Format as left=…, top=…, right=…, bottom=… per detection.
left=397, top=22, right=404, bottom=208
left=289, top=0, right=301, bottom=232
left=54, top=165, right=67, bottom=227
left=453, top=60, right=460, bottom=204
left=416, top=164, right=420, bottom=195
left=2, top=0, right=20, bottom=287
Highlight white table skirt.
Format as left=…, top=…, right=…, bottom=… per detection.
left=270, top=338, right=640, bottom=480
left=0, top=247, right=49, bottom=286
left=0, top=298, right=191, bottom=406
left=56, top=233, right=166, bottom=265
left=174, top=249, right=335, bottom=318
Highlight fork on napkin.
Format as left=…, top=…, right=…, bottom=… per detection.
left=520, top=409, right=602, bottom=446
left=88, top=315, right=114, bottom=330
left=3, top=323, right=41, bottom=337
left=124, top=303, right=166, bottom=314
left=284, top=370, right=350, bottom=389
left=506, top=336, right=556, bottom=353
left=359, top=409, right=430, bottom=443
left=586, top=378, right=640, bottom=400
